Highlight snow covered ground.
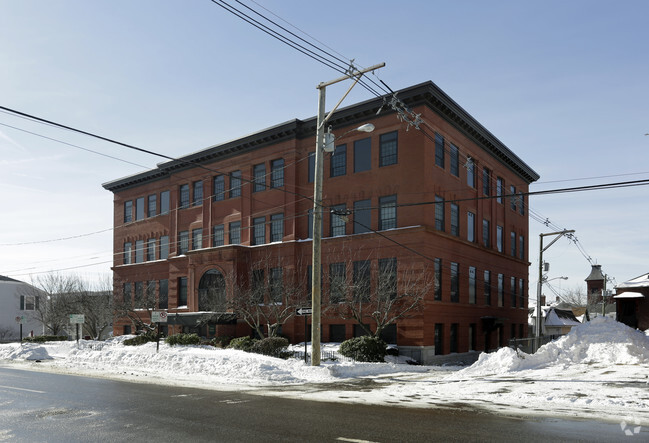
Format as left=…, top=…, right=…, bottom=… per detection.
left=1, top=317, right=647, bottom=428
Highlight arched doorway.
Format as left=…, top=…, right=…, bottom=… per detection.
left=198, top=269, right=226, bottom=312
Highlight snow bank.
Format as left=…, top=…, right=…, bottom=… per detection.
left=459, top=317, right=649, bottom=376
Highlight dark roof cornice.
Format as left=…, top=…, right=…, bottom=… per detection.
left=103, top=81, right=539, bottom=192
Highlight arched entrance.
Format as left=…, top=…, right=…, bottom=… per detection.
left=198, top=269, right=226, bottom=312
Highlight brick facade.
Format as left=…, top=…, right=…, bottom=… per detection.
left=103, top=81, right=539, bottom=362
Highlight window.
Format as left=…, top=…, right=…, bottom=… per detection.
left=330, top=204, right=346, bottom=237
left=379, top=195, right=397, bottom=230
left=434, top=258, right=442, bottom=300
left=379, top=131, right=398, bottom=166
left=308, top=152, right=315, bottom=183
left=434, top=323, right=444, bottom=355
left=20, top=294, right=36, bottom=311
left=354, top=137, right=371, bottom=173
left=484, top=270, right=491, bottom=305
left=496, top=225, right=503, bottom=253
left=496, top=178, right=503, bottom=204
left=230, top=171, right=242, bottom=198
left=159, top=279, right=168, bottom=309
left=469, top=324, right=476, bottom=351
left=134, top=282, right=144, bottom=308
left=466, top=157, right=475, bottom=188
left=147, top=239, right=156, bottom=261
left=519, top=235, right=525, bottom=260
left=469, top=266, right=476, bottom=304
left=192, top=228, right=202, bottom=250
left=353, top=199, right=371, bottom=234
left=519, top=278, right=525, bottom=308
left=434, top=133, right=445, bottom=168
left=498, top=274, right=504, bottom=307
left=160, top=190, right=170, bottom=215
left=123, top=242, right=132, bottom=265
left=510, top=185, right=516, bottom=211
left=353, top=260, right=371, bottom=303
left=147, top=281, right=156, bottom=306
left=511, top=276, right=517, bottom=307
left=307, top=209, right=313, bottom=239
left=158, top=236, right=169, bottom=260
left=124, top=200, right=133, bottom=223
left=483, top=219, right=490, bottom=248
left=331, top=144, right=346, bottom=177
left=213, top=175, right=225, bottom=201
left=193, top=181, right=203, bottom=206
left=135, top=240, right=144, bottom=263
left=511, top=231, right=516, bottom=257
left=123, top=282, right=132, bottom=307
left=147, top=194, right=157, bottom=217
left=329, top=262, right=346, bottom=304
left=251, top=269, right=265, bottom=304
left=136, top=197, right=145, bottom=220
left=450, top=203, right=459, bottom=236
left=253, top=163, right=266, bottom=192
left=450, top=323, right=458, bottom=353
left=518, top=192, right=525, bottom=215
left=252, top=217, right=265, bottom=245
left=450, top=262, right=459, bottom=302
left=435, top=195, right=445, bottom=231
left=269, top=267, right=283, bottom=304
left=178, top=231, right=189, bottom=255
left=229, top=221, right=241, bottom=245
left=483, top=168, right=491, bottom=196
left=178, top=277, right=188, bottom=307
left=467, top=211, right=475, bottom=242
left=213, top=224, right=224, bottom=247
left=270, top=213, right=284, bottom=242
left=271, top=159, right=284, bottom=188
left=450, top=143, right=459, bottom=177
left=379, top=258, right=397, bottom=301
left=179, top=184, right=190, bottom=209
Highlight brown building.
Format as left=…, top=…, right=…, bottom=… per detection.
left=103, top=81, right=539, bottom=364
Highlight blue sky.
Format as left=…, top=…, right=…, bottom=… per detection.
left=1, top=1, right=648, bottom=300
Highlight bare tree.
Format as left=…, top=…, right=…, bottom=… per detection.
left=113, top=278, right=158, bottom=333
left=332, top=255, right=433, bottom=338
left=0, top=326, right=12, bottom=341
left=559, top=286, right=588, bottom=307
left=226, top=254, right=308, bottom=338
left=75, top=276, right=113, bottom=339
left=19, top=274, right=79, bottom=336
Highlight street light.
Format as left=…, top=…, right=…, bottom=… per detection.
left=311, top=63, right=384, bottom=366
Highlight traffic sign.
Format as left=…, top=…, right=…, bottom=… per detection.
left=15, top=316, right=24, bottom=324
left=69, top=314, right=85, bottom=324
left=296, top=307, right=312, bottom=316
left=151, top=311, right=168, bottom=323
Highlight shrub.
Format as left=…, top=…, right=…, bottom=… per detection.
left=124, top=331, right=157, bottom=346
left=210, top=336, right=232, bottom=348
left=22, top=335, right=68, bottom=343
left=228, top=336, right=258, bottom=352
left=339, top=336, right=387, bottom=362
left=165, top=333, right=201, bottom=346
left=250, top=336, right=291, bottom=358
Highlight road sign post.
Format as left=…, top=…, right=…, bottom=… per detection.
left=151, top=311, right=167, bottom=353
left=15, top=316, right=24, bottom=344
left=69, top=314, right=85, bottom=346
left=296, top=308, right=313, bottom=363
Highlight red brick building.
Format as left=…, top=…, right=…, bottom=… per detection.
left=103, top=81, right=539, bottom=363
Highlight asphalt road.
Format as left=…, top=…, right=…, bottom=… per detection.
left=0, top=365, right=637, bottom=442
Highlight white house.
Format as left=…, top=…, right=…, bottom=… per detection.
left=0, top=275, right=45, bottom=341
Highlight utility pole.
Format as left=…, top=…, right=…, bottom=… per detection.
left=311, top=62, right=385, bottom=366
left=535, top=230, right=574, bottom=351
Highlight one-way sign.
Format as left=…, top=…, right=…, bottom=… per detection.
left=295, top=307, right=312, bottom=316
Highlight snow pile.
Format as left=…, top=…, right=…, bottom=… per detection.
left=0, top=343, right=53, bottom=361
left=459, top=317, right=649, bottom=376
